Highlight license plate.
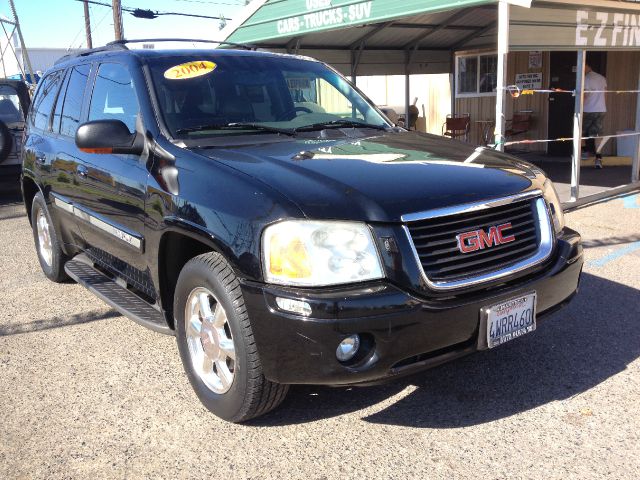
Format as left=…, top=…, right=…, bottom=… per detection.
left=485, top=292, right=537, bottom=349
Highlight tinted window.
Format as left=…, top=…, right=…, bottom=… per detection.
left=0, top=84, right=25, bottom=124
left=59, top=64, right=91, bottom=137
left=32, top=70, right=64, bottom=131
left=89, top=63, right=139, bottom=132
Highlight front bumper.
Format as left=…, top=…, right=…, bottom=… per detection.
left=241, top=228, right=583, bottom=385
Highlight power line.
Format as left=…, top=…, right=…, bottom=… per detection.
left=67, top=14, right=88, bottom=49
left=74, top=5, right=112, bottom=49
left=72, top=0, right=231, bottom=21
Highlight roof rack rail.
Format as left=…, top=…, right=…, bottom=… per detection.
left=107, top=38, right=257, bottom=51
left=54, top=43, right=128, bottom=65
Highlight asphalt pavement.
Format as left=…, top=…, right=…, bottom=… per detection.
left=1, top=184, right=639, bottom=479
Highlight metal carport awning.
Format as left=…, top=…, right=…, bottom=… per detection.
left=221, top=0, right=503, bottom=77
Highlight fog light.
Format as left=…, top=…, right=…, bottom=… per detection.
left=275, top=297, right=312, bottom=316
left=336, top=334, right=360, bottom=362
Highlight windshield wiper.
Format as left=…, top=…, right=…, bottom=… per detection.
left=176, top=122, right=296, bottom=136
left=294, top=119, right=388, bottom=133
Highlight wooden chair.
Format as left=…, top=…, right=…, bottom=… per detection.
left=505, top=112, right=531, bottom=138
left=442, top=113, right=470, bottom=141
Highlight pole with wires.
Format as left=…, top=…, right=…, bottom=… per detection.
left=84, top=1, right=93, bottom=48
left=112, top=0, right=124, bottom=41
left=7, top=0, right=35, bottom=83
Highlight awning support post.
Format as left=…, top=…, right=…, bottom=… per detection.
left=405, top=50, right=411, bottom=130
left=350, top=49, right=357, bottom=82
left=494, top=1, right=509, bottom=151
left=571, top=50, right=586, bottom=202
left=633, top=66, right=640, bottom=183
left=450, top=51, right=456, bottom=117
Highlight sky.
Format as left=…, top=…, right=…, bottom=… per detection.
left=1, top=0, right=249, bottom=50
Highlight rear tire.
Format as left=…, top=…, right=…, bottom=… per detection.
left=174, top=252, right=288, bottom=422
left=31, top=192, right=69, bottom=282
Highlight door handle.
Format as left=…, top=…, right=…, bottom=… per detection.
left=76, top=165, right=88, bottom=178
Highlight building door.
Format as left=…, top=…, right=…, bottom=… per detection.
left=547, top=51, right=606, bottom=156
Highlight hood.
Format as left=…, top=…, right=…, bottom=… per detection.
left=192, top=131, right=545, bottom=223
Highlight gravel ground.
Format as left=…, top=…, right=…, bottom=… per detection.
left=1, top=186, right=639, bottom=480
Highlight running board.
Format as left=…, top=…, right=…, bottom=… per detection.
left=65, top=254, right=173, bottom=335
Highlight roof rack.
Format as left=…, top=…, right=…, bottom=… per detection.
left=107, top=38, right=257, bottom=50
left=54, top=43, right=128, bottom=65
left=54, top=38, right=257, bottom=66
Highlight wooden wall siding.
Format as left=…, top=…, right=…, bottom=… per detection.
left=602, top=51, right=640, bottom=155
left=455, top=50, right=640, bottom=156
left=455, top=51, right=549, bottom=152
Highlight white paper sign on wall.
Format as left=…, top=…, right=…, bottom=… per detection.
left=515, top=72, right=542, bottom=90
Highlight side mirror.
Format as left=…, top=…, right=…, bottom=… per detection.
left=75, top=119, right=144, bottom=155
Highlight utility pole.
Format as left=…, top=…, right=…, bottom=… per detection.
left=83, top=1, right=93, bottom=48
left=7, top=0, right=35, bottom=83
left=112, top=0, right=124, bottom=41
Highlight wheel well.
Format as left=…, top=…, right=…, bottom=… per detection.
left=159, top=231, right=213, bottom=329
left=22, top=176, right=38, bottom=225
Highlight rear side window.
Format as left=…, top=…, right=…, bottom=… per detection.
left=52, top=71, right=70, bottom=132
left=59, top=64, right=91, bottom=137
left=0, top=84, right=25, bottom=124
left=31, top=70, right=64, bottom=131
left=88, top=63, right=139, bottom=132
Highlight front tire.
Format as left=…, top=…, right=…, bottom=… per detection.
left=174, top=252, right=288, bottom=422
left=31, top=192, right=69, bottom=282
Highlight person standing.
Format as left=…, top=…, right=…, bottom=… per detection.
left=582, top=62, right=607, bottom=169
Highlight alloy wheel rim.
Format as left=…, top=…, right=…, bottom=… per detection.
left=184, top=287, right=235, bottom=394
left=36, top=210, right=53, bottom=267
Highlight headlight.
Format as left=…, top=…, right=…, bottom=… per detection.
left=542, top=179, right=565, bottom=234
left=263, top=220, right=384, bottom=286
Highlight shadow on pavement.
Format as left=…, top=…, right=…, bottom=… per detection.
left=515, top=154, right=633, bottom=202
left=521, top=155, right=631, bottom=188
left=252, top=273, right=640, bottom=427
left=0, top=180, right=25, bottom=219
left=0, top=309, right=120, bottom=336
left=0, top=210, right=26, bottom=221
left=583, top=235, right=640, bottom=248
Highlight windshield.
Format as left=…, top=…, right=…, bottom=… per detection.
left=0, top=85, right=25, bottom=125
left=148, top=54, right=390, bottom=138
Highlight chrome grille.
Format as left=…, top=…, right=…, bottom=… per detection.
left=404, top=193, right=552, bottom=290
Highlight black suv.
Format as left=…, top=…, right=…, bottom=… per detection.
left=21, top=42, right=583, bottom=422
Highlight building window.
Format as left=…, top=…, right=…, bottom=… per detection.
left=456, top=53, right=497, bottom=97
left=457, top=57, right=478, bottom=94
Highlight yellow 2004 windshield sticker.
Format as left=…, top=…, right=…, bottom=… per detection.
left=164, top=61, right=217, bottom=80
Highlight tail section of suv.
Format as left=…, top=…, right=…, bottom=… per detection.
left=0, top=79, right=30, bottom=178
left=21, top=42, right=582, bottom=422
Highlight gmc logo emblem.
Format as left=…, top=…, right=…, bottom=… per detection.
left=456, top=223, right=516, bottom=254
